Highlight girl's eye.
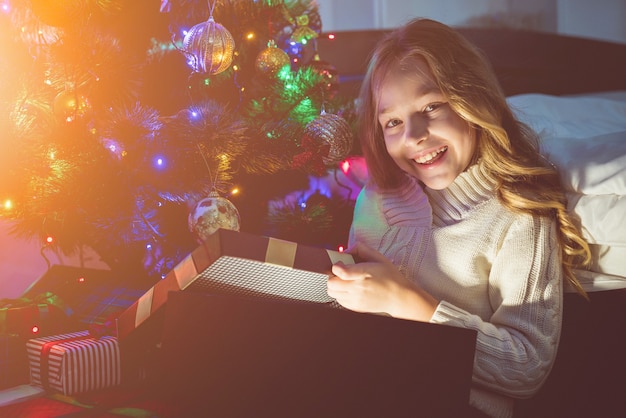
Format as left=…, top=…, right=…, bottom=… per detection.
left=385, top=119, right=402, bottom=129
left=424, top=102, right=445, bottom=113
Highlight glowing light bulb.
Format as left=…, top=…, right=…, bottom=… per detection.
left=341, top=160, right=350, bottom=173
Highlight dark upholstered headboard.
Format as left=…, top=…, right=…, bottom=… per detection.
left=317, top=28, right=626, bottom=98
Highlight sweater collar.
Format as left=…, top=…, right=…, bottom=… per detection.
left=424, top=162, right=497, bottom=222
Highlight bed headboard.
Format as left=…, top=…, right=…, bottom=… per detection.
left=317, top=28, right=626, bottom=97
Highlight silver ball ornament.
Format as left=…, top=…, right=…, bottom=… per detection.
left=188, top=193, right=240, bottom=242
left=304, top=111, right=353, bottom=165
left=183, top=16, right=235, bottom=75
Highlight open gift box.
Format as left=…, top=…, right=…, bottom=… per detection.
left=116, top=228, right=355, bottom=340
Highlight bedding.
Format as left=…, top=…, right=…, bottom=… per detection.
left=508, top=93, right=626, bottom=290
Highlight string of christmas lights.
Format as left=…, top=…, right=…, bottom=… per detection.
left=0, top=0, right=357, bottom=282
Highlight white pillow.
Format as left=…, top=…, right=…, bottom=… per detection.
left=541, top=131, right=626, bottom=195
left=567, top=193, right=626, bottom=247
left=508, top=93, right=626, bottom=138
left=508, top=94, right=626, bottom=196
left=587, top=244, right=626, bottom=279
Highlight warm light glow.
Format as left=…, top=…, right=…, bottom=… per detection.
left=246, top=32, right=254, bottom=40
left=230, top=187, right=240, bottom=195
left=3, top=199, right=12, bottom=210
left=77, top=277, right=86, bottom=283
left=338, top=246, right=345, bottom=252
left=46, top=236, right=54, bottom=244
left=328, top=34, right=336, bottom=40
left=32, top=326, right=40, bottom=334
left=341, top=160, right=350, bottom=173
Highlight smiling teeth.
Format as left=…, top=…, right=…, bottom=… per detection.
left=414, top=146, right=448, bottom=164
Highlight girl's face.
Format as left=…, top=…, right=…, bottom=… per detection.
left=376, top=58, right=476, bottom=190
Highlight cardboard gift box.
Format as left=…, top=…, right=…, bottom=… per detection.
left=26, top=330, right=121, bottom=395
left=0, top=293, right=74, bottom=339
left=21, top=265, right=150, bottom=329
left=0, top=334, right=29, bottom=390
left=116, top=228, right=354, bottom=340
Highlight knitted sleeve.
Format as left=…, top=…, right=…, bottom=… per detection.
left=430, top=215, right=563, bottom=399
left=349, top=179, right=431, bottom=274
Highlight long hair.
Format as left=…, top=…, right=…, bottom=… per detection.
left=358, top=18, right=590, bottom=295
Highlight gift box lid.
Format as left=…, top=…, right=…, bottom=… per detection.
left=116, top=229, right=354, bottom=340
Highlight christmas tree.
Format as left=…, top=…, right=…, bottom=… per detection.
left=0, top=0, right=359, bottom=283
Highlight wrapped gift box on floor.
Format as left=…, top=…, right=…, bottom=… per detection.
left=116, top=228, right=354, bottom=340
left=26, top=330, right=120, bottom=395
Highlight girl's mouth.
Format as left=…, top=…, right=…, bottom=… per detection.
left=414, top=146, right=448, bottom=165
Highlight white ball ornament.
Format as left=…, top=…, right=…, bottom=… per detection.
left=188, top=192, right=240, bottom=242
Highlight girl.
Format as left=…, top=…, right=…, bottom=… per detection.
left=327, top=18, right=590, bottom=418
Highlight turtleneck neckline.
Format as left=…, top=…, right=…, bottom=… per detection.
left=425, top=162, right=498, bottom=223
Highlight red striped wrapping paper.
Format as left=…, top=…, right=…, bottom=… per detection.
left=26, top=330, right=121, bottom=395
left=116, top=228, right=354, bottom=340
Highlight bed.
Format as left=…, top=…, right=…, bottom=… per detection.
left=317, top=27, right=626, bottom=417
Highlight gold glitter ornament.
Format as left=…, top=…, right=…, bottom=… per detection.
left=188, top=192, right=240, bottom=243
left=303, top=110, right=353, bottom=166
left=53, top=89, right=91, bottom=122
left=183, top=16, right=235, bottom=75
left=255, top=40, right=291, bottom=77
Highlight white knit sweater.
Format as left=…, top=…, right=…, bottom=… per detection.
left=349, top=163, right=563, bottom=418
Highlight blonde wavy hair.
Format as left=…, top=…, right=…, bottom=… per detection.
left=358, top=18, right=590, bottom=295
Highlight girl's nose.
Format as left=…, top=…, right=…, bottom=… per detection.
left=406, top=117, right=428, bottom=145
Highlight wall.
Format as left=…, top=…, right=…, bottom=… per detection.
left=316, top=0, right=626, bottom=45
left=0, top=220, right=109, bottom=299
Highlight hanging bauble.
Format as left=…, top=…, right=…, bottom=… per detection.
left=303, top=110, right=353, bottom=166
left=183, top=16, right=235, bottom=75
left=289, top=14, right=319, bottom=44
left=188, top=192, right=240, bottom=242
left=30, top=0, right=85, bottom=27
left=309, top=54, right=340, bottom=99
left=255, top=40, right=291, bottom=77
left=53, top=89, right=91, bottom=122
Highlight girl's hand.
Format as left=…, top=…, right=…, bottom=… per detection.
left=327, top=242, right=438, bottom=322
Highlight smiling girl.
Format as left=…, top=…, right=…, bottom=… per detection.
left=327, top=19, right=590, bottom=417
